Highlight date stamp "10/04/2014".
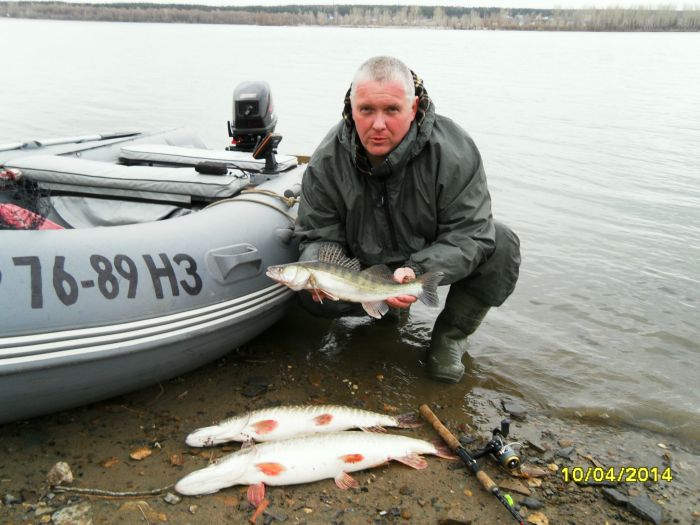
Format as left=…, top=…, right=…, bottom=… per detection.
left=560, top=466, right=673, bottom=484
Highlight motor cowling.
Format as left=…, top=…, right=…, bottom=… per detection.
left=228, top=81, right=278, bottom=152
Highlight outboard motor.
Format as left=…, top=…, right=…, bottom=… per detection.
left=227, top=81, right=278, bottom=153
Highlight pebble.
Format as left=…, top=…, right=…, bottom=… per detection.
left=502, top=399, right=528, bottom=419
left=163, top=492, right=181, bottom=505
left=3, top=494, right=21, bottom=505
left=526, top=439, right=548, bottom=453
left=34, top=504, right=55, bottom=517
left=520, top=497, right=544, bottom=510
left=555, top=447, right=576, bottom=460
left=458, top=435, right=476, bottom=447
left=526, top=511, right=549, bottom=525
left=627, top=494, right=664, bottom=525
left=242, top=376, right=270, bottom=397
left=601, top=488, right=629, bottom=507
left=46, top=462, right=74, bottom=486
left=438, top=509, right=472, bottom=524
left=52, top=502, right=92, bottom=525
left=499, top=479, right=531, bottom=496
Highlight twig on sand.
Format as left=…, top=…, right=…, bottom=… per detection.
left=52, top=484, right=174, bottom=498
left=148, top=382, right=166, bottom=405
left=138, top=503, right=151, bottom=524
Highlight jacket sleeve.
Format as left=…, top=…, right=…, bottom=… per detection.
left=407, top=137, right=496, bottom=284
left=295, top=161, right=348, bottom=261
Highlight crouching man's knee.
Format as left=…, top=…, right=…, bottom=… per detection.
left=460, top=221, right=521, bottom=307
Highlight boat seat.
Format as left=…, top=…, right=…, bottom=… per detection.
left=119, top=144, right=298, bottom=172
left=5, top=155, right=251, bottom=204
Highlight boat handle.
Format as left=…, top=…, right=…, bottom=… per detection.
left=206, top=243, right=262, bottom=284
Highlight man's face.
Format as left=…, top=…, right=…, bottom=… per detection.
left=351, top=79, right=418, bottom=164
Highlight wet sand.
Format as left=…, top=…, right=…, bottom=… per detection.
left=1, top=309, right=698, bottom=525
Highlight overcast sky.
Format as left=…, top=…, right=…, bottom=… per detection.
left=73, top=0, right=695, bottom=10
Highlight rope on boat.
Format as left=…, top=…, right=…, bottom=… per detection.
left=204, top=188, right=298, bottom=224
left=241, top=188, right=298, bottom=208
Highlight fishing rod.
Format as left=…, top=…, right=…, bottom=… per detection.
left=419, top=404, right=525, bottom=525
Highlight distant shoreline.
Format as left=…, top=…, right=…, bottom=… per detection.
left=2, top=2, right=699, bottom=31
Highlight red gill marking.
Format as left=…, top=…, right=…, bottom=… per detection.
left=256, top=462, right=286, bottom=476
left=252, top=419, right=278, bottom=435
left=340, top=454, right=364, bottom=464
left=314, top=413, right=333, bottom=426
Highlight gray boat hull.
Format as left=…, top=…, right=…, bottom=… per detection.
left=0, top=131, right=303, bottom=423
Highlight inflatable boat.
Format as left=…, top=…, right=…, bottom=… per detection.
left=0, top=83, right=304, bottom=423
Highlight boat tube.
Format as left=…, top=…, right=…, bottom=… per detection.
left=0, top=87, right=305, bottom=423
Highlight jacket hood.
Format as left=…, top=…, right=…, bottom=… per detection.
left=339, top=71, right=435, bottom=177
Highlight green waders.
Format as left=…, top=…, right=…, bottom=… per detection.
left=427, top=292, right=490, bottom=383
left=427, top=221, right=520, bottom=383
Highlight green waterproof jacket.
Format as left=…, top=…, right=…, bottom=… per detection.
left=295, top=102, right=496, bottom=286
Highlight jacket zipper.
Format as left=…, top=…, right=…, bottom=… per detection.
left=380, top=182, right=399, bottom=251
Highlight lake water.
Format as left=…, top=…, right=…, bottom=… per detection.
left=1, top=19, right=699, bottom=451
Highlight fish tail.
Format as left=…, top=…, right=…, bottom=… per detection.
left=416, top=271, right=443, bottom=308
left=395, top=412, right=423, bottom=429
left=431, top=438, right=459, bottom=460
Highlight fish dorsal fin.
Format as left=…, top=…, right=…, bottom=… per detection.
left=317, top=243, right=362, bottom=271
left=361, top=264, right=394, bottom=281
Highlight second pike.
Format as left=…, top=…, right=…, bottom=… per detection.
left=265, top=243, right=443, bottom=318
left=186, top=404, right=421, bottom=447
left=176, top=431, right=454, bottom=499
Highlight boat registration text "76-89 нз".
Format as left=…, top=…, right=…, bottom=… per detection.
left=2, top=252, right=203, bottom=309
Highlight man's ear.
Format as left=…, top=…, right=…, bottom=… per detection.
left=410, top=96, right=418, bottom=120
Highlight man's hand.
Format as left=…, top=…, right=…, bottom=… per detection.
left=386, top=267, right=418, bottom=309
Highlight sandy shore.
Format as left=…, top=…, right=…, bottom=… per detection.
left=1, top=312, right=698, bottom=525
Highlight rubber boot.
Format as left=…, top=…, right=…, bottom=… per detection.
left=428, top=295, right=490, bottom=383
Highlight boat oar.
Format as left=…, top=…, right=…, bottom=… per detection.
left=419, top=404, right=525, bottom=525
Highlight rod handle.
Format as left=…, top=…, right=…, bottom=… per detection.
left=419, top=404, right=461, bottom=450
left=419, top=404, right=499, bottom=494
left=476, top=470, right=498, bottom=492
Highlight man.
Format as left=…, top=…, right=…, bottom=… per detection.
left=295, top=56, right=520, bottom=383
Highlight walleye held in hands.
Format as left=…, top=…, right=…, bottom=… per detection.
left=266, top=243, right=443, bottom=319
left=185, top=404, right=422, bottom=447
left=175, top=431, right=455, bottom=499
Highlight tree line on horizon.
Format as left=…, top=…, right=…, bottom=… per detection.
left=2, top=1, right=699, bottom=31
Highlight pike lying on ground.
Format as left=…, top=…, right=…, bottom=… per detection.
left=185, top=404, right=421, bottom=447
left=265, top=243, right=443, bottom=318
left=175, top=431, right=454, bottom=499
